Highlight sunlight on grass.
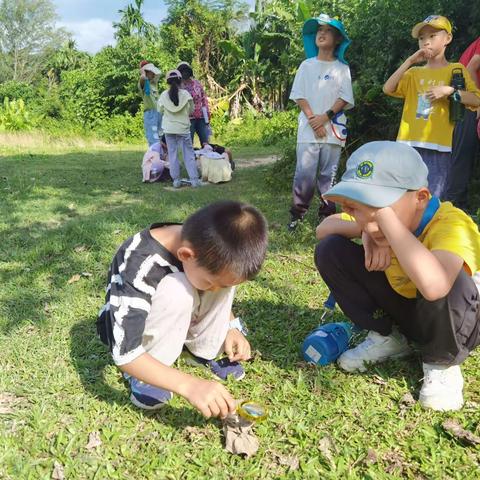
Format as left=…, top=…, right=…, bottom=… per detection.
left=1, top=144, right=479, bottom=479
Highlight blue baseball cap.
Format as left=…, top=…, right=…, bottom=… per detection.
left=324, top=141, right=429, bottom=208
left=302, top=14, right=351, bottom=64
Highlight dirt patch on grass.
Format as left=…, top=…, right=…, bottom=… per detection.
left=235, top=155, right=278, bottom=169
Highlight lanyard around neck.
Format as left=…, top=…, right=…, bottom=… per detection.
left=414, top=196, right=440, bottom=237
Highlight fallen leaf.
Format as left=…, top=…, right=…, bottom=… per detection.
left=272, top=452, right=300, bottom=470
left=44, top=303, right=51, bottom=313
left=442, top=419, right=480, bottom=446
left=0, top=393, right=20, bottom=414
left=222, top=413, right=259, bottom=457
left=67, top=274, right=81, bottom=284
left=113, top=229, right=121, bottom=234
left=383, top=450, right=408, bottom=474
left=81, top=272, right=92, bottom=278
left=52, top=461, right=65, bottom=480
left=74, top=245, right=86, bottom=253
left=364, top=448, right=378, bottom=465
left=86, top=431, right=102, bottom=450
left=399, top=392, right=416, bottom=414
left=318, top=436, right=334, bottom=463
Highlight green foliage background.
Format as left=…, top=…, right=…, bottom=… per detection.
left=0, top=0, right=479, bottom=146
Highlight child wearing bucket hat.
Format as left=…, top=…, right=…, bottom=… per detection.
left=383, top=15, right=480, bottom=198
left=158, top=70, right=202, bottom=188
left=138, top=61, right=163, bottom=146
left=315, top=140, right=480, bottom=411
left=288, top=14, right=354, bottom=231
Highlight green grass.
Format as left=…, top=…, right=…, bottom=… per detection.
left=1, top=141, right=479, bottom=479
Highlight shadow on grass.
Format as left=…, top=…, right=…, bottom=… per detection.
left=234, top=297, right=423, bottom=390
left=69, top=318, right=208, bottom=429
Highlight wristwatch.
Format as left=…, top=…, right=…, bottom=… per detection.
left=326, top=109, right=335, bottom=120
left=229, top=317, right=248, bottom=336
left=451, top=88, right=461, bottom=102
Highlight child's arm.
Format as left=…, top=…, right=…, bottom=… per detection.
left=316, top=213, right=362, bottom=240
left=121, top=352, right=236, bottom=418
left=308, top=98, right=349, bottom=133
left=224, top=312, right=251, bottom=362
left=426, top=85, right=480, bottom=107
left=295, top=98, right=326, bottom=137
left=376, top=207, right=464, bottom=301
left=466, top=54, right=480, bottom=89
left=383, top=49, right=429, bottom=95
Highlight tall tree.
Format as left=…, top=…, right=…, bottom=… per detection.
left=113, top=0, right=157, bottom=41
left=0, top=0, right=68, bottom=82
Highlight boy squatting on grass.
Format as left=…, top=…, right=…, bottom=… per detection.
left=315, top=141, right=480, bottom=411
left=383, top=15, right=480, bottom=198
left=97, top=201, right=268, bottom=417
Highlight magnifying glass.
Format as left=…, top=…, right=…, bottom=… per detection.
left=237, top=401, right=268, bottom=422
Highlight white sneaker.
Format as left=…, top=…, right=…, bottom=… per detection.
left=338, top=329, right=412, bottom=372
left=419, top=363, right=464, bottom=411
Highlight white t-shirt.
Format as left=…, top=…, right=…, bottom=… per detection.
left=289, top=58, right=354, bottom=146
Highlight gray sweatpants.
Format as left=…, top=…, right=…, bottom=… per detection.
left=290, top=143, right=341, bottom=218
left=165, top=133, right=199, bottom=182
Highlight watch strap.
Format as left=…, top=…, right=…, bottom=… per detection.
left=229, top=317, right=248, bottom=335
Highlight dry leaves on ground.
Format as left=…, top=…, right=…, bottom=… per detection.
left=271, top=451, right=300, bottom=471
left=85, top=431, right=102, bottom=450
left=0, top=393, right=22, bottom=414
left=222, top=413, right=259, bottom=457
left=318, top=436, right=334, bottom=463
left=442, top=419, right=480, bottom=446
left=52, top=461, right=65, bottom=480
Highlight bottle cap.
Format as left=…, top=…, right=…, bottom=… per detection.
left=237, top=401, right=268, bottom=422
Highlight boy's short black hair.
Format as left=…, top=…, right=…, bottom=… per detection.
left=181, top=201, right=268, bottom=280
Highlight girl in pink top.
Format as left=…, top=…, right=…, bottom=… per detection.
left=177, top=62, right=211, bottom=146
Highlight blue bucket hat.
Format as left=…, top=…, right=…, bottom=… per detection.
left=302, top=14, right=351, bottom=64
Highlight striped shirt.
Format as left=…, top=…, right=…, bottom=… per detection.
left=97, top=224, right=183, bottom=365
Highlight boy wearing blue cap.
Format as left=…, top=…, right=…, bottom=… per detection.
left=288, top=14, right=354, bottom=231
left=315, top=141, right=480, bottom=411
left=383, top=15, right=480, bottom=198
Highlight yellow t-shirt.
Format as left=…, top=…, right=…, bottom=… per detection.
left=340, top=202, right=480, bottom=298
left=390, top=63, right=480, bottom=152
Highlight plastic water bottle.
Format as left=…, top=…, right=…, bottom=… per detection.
left=302, top=322, right=357, bottom=366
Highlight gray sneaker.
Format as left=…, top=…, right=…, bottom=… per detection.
left=191, top=179, right=205, bottom=188
left=172, top=179, right=182, bottom=188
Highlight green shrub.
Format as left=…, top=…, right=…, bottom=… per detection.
left=93, top=111, right=144, bottom=143
left=214, top=110, right=297, bottom=147
left=265, top=138, right=296, bottom=191
left=0, top=98, right=38, bottom=131
left=0, top=81, right=36, bottom=104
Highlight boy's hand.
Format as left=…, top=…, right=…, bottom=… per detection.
left=362, top=231, right=391, bottom=271
left=426, top=85, right=454, bottom=101
left=408, top=48, right=430, bottom=65
left=224, top=328, right=251, bottom=362
left=182, top=378, right=236, bottom=419
left=309, top=113, right=329, bottom=130
left=314, top=125, right=327, bottom=138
